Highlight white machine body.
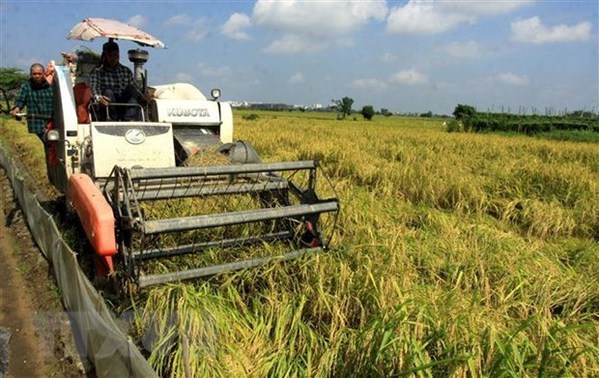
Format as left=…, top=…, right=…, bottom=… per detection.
left=89, top=122, right=175, bottom=177
left=47, top=66, right=234, bottom=192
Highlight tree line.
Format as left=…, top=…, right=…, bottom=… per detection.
left=448, top=103, right=599, bottom=135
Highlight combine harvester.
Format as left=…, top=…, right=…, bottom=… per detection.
left=45, top=18, right=339, bottom=291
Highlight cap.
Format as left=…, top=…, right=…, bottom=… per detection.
left=102, top=41, right=119, bottom=52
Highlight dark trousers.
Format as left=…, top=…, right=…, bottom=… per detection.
left=99, top=84, right=140, bottom=121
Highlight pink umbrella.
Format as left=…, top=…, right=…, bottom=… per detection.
left=67, top=18, right=166, bottom=48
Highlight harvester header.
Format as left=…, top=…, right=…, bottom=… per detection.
left=39, top=18, right=339, bottom=292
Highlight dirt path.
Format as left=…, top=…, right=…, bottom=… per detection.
left=0, top=172, right=89, bottom=377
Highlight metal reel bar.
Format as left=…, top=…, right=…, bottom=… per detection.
left=138, top=247, right=322, bottom=288
left=127, top=160, right=318, bottom=180
left=142, top=201, right=338, bottom=234
left=124, top=161, right=317, bottom=202
left=105, top=160, right=339, bottom=286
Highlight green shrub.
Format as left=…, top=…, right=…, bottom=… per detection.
left=242, top=113, right=260, bottom=121
left=445, top=119, right=461, bottom=133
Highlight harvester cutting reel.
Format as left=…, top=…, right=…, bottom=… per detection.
left=103, top=159, right=339, bottom=289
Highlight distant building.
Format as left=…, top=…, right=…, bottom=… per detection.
left=231, top=101, right=327, bottom=112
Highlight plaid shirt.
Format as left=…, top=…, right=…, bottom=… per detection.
left=14, top=80, right=54, bottom=134
left=90, top=63, right=134, bottom=99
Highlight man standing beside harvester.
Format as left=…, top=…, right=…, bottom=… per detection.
left=10, top=63, right=54, bottom=141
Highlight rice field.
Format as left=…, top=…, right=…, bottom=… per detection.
left=1, top=111, right=598, bottom=376
left=132, top=111, right=599, bottom=377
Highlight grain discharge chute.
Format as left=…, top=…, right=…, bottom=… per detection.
left=44, top=18, right=339, bottom=290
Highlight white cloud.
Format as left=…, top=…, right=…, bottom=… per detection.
left=444, top=1, right=535, bottom=16
left=186, top=19, right=209, bottom=42
left=164, top=14, right=191, bottom=26
left=288, top=72, right=305, bottom=84
left=380, top=52, right=397, bottom=63
left=511, top=17, right=592, bottom=43
left=252, top=0, right=388, bottom=37
left=494, top=72, right=530, bottom=86
left=435, top=41, right=483, bottom=58
left=387, top=0, right=533, bottom=35
left=387, top=2, right=474, bottom=34
left=263, top=34, right=327, bottom=54
left=351, top=78, right=388, bottom=91
left=390, top=69, right=428, bottom=85
left=197, top=63, right=232, bottom=77
left=222, top=13, right=252, bottom=41
left=335, top=38, right=355, bottom=48
left=253, top=0, right=387, bottom=55
left=174, top=72, right=193, bottom=82
left=127, top=15, right=149, bottom=28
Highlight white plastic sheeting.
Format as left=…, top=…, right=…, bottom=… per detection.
left=0, top=145, right=157, bottom=378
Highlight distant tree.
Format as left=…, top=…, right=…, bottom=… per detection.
left=0, top=67, right=29, bottom=112
left=0, top=67, right=28, bottom=94
left=333, top=96, right=354, bottom=119
left=453, top=104, right=476, bottom=120
left=567, top=110, right=598, bottom=118
left=361, top=105, right=375, bottom=121
left=420, top=110, right=433, bottom=118
left=381, top=108, right=393, bottom=117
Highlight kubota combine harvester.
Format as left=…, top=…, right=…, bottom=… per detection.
left=44, top=18, right=339, bottom=290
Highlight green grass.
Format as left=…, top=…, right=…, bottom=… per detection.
left=0, top=115, right=48, bottom=179
left=470, top=129, right=599, bottom=143
left=535, top=130, right=599, bottom=143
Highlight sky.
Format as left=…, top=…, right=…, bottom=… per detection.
left=1, top=0, right=597, bottom=115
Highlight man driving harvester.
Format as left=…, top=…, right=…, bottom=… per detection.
left=90, top=40, right=141, bottom=121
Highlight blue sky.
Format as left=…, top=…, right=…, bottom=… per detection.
left=1, top=0, right=597, bottom=115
